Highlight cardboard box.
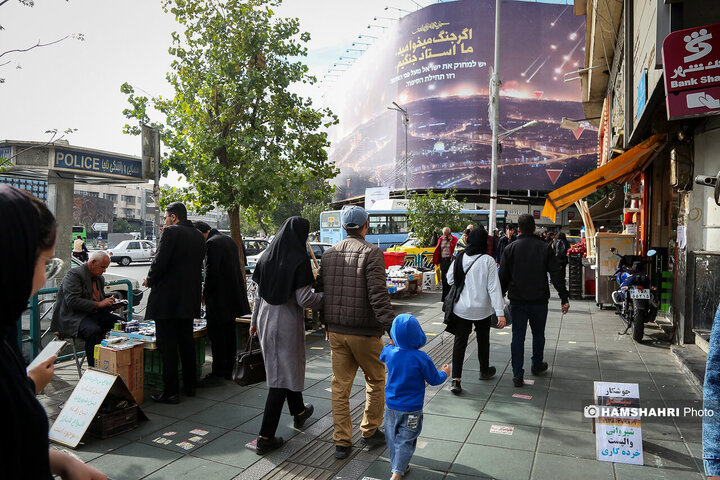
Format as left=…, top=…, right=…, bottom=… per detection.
left=95, top=343, right=144, bottom=404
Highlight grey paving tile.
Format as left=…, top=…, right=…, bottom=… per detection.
left=488, top=385, right=548, bottom=407
left=614, top=439, right=703, bottom=476
left=225, top=387, right=270, bottom=409
left=235, top=412, right=303, bottom=440
left=551, top=365, right=601, bottom=381
left=479, top=402, right=544, bottom=427
left=451, top=443, right=533, bottom=479
left=194, top=382, right=250, bottom=402
left=537, top=427, right=596, bottom=459
left=362, top=459, right=446, bottom=479
left=192, top=402, right=263, bottom=429
left=120, top=413, right=178, bottom=441
left=531, top=452, right=614, bottom=480
left=424, top=388, right=489, bottom=419
left=142, top=396, right=218, bottom=419
left=467, top=419, right=539, bottom=451
left=69, top=435, right=132, bottom=463
left=86, top=442, right=182, bottom=480
left=546, top=391, right=594, bottom=411
left=549, top=378, right=595, bottom=393
left=192, top=430, right=259, bottom=469
left=143, top=455, right=242, bottom=479
left=139, top=419, right=228, bottom=454
left=380, top=437, right=462, bottom=472
left=419, top=414, right=475, bottom=443
left=541, top=406, right=594, bottom=432
left=614, top=463, right=704, bottom=480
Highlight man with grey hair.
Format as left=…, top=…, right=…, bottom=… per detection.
left=51, top=250, right=121, bottom=367
left=433, top=226, right=458, bottom=302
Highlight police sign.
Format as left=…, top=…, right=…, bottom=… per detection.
left=53, top=148, right=143, bottom=179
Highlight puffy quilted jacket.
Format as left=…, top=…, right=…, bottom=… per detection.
left=315, top=233, right=394, bottom=336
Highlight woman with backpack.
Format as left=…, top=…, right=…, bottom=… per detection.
left=446, top=225, right=506, bottom=395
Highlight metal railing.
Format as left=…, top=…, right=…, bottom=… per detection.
left=19, top=279, right=134, bottom=362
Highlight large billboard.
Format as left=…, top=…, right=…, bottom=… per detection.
left=325, top=0, right=597, bottom=201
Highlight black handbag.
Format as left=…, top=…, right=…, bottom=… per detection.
left=232, top=335, right=266, bottom=386
left=490, top=303, right=513, bottom=329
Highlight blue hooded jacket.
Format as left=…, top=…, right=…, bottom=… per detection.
left=381, top=314, right=448, bottom=412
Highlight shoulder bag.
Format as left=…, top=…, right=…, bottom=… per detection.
left=232, top=335, right=266, bottom=386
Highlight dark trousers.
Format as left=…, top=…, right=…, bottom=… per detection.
left=440, top=257, right=453, bottom=302
left=450, top=313, right=491, bottom=378
left=206, top=317, right=236, bottom=379
left=509, top=303, right=549, bottom=377
left=259, top=387, right=305, bottom=438
left=155, top=318, right=196, bottom=395
left=78, top=311, right=122, bottom=367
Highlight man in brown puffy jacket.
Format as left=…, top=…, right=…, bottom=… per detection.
left=316, top=205, right=395, bottom=459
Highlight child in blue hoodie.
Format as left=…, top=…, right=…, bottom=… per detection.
left=381, top=314, right=450, bottom=479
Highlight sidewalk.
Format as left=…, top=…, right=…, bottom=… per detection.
left=39, top=292, right=705, bottom=480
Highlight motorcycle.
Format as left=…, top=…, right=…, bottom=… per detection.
left=609, top=247, right=659, bottom=342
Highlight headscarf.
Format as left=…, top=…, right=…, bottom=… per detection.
left=252, top=216, right=314, bottom=305
left=464, top=225, right=488, bottom=256
left=0, top=185, right=40, bottom=330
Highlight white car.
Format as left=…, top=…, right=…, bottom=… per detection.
left=244, top=238, right=271, bottom=274
left=246, top=241, right=331, bottom=273
left=108, top=240, right=156, bottom=266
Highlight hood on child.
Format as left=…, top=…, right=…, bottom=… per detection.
left=390, top=314, right=426, bottom=350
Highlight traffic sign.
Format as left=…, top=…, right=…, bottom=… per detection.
left=92, top=223, right=108, bottom=232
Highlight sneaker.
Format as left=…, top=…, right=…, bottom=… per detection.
left=450, top=380, right=462, bottom=394
left=334, top=445, right=351, bottom=459
left=531, top=362, right=549, bottom=375
left=361, top=429, right=386, bottom=448
left=293, top=403, right=314, bottom=429
left=255, top=436, right=284, bottom=455
left=513, top=375, right=524, bottom=387
left=479, top=366, right=497, bottom=380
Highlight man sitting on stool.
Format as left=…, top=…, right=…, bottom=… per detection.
left=51, top=251, right=120, bottom=367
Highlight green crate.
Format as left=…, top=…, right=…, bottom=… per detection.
left=144, top=336, right=205, bottom=389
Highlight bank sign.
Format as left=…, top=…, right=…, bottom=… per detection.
left=663, top=23, right=720, bottom=120
left=53, top=148, right=143, bottom=179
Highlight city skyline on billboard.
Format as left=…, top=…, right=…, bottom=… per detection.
left=324, top=0, right=597, bottom=201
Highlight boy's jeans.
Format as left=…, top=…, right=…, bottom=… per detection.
left=384, top=407, right=423, bottom=476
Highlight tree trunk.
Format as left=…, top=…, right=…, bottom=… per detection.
left=229, top=205, right=247, bottom=288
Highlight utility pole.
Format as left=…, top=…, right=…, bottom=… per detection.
left=387, top=101, right=409, bottom=198
left=489, top=0, right=501, bottom=235
left=152, top=128, right=161, bottom=241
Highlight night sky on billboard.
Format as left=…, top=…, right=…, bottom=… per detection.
left=325, top=0, right=597, bottom=201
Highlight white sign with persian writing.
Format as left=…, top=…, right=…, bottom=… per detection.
left=594, top=381, right=643, bottom=465
left=49, top=369, right=116, bottom=448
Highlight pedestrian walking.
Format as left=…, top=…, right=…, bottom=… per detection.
left=433, top=227, right=458, bottom=302
left=494, top=224, right=515, bottom=263
left=0, top=185, right=107, bottom=480
left=446, top=225, right=506, bottom=394
left=381, top=314, right=449, bottom=479
left=249, top=216, right=322, bottom=455
left=499, top=214, right=569, bottom=387
left=315, top=205, right=395, bottom=459
left=194, top=222, right=251, bottom=384
left=144, top=202, right=206, bottom=404
left=553, top=232, right=570, bottom=280
left=454, top=228, right=471, bottom=257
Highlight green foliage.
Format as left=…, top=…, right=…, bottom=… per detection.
left=406, top=190, right=471, bottom=247
left=112, top=218, right=133, bottom=233
left=121, top=0, right=338, bottom=233
left=302, top=201, right=329, bottom=233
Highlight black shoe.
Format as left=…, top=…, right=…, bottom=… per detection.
left=198, top=374, right=224, bottom=388
left=531, top=362, right=549, bottom=375
left=255, top=436, right=284, bottom=455
left=512, top=376, right=524, bottom=387
left=361, top=429, right=386, bottom=448
left=479, top=366, right=497, bottom=380
left=152, top=392, right=180, bottom=404
left=334, top=445, right=351, bottom=459
left=293, top=403, right=314, bottom=429
left=450, top=380, right=462, bottom=394
left=182, top=387, right=196, bottom=397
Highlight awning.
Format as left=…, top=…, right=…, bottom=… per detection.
left=541, top=134, right=665, bottom=222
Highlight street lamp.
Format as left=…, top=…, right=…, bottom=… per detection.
left=388, top=101, right=410, bottom=198
left=489, top=0, right=502, bottom=235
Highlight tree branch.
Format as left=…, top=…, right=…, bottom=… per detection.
left=0, top=35, right=71, bottom=61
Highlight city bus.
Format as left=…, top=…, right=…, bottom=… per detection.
left=319, top=205, right=506, bottom=251
left=72, top=225, right=87, bottom=242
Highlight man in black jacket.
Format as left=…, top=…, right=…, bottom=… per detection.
left=494, top=224, right=515, bottom=263
left=499, top=214, right=569, bottom=387
left=143, top=202, right=206, bottom=403
left=195, top=222, right=251, bottom=384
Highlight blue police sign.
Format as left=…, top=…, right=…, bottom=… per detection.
left=53, top=148, right=142, bottom=179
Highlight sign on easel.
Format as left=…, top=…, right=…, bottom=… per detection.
left=593, top=381, right=643, bottom=465
left=49, top=368, right=147, bottom=448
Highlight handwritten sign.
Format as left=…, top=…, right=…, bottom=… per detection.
left=594, top=381, right=643, bottom=465
left=49, top=369, right=116, bottom=448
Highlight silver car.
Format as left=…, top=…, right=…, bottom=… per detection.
left=108, top=240, right=156, bottom=266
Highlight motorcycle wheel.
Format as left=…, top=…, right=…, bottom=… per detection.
left=632, top=308, right=646, bottom=342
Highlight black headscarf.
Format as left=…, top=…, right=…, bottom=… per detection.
left=0, top=185, right=40, bottom=330
left=252, top=216, right=314, bottom=305
left=465, top=225, right=488, bottom=256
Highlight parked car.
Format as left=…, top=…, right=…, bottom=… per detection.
left=308, top=242, right=332, bottom=266
left=70, top=256, right=144, bottom=307
left=244, top=238, right=271, bottom=274
left=108, top=240, right=156, bottom=266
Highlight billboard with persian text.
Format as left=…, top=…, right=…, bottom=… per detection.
left=325, top=0, right=597, bottom=201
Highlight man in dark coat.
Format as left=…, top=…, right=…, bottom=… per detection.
left=195, top=222, right=251, bottom=384
left=143, top=202, right=206, bottom=404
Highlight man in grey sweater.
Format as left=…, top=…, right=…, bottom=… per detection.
left=316, top=206, right=395, bottom=459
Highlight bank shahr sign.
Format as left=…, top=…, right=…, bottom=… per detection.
left=663, top=23, right=720, bottom=120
